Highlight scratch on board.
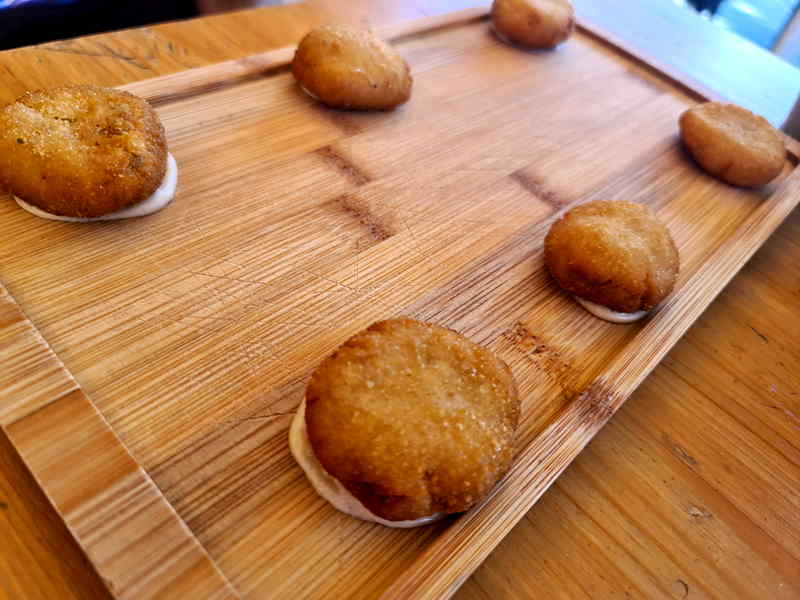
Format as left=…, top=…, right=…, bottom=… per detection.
left=39, top=40, right=154, bottom=70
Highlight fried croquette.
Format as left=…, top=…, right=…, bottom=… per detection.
left=291, top=25, right=412, bottom=110
left=491, top=0, right=575, bottom=49
left=545, top=201, right=679, bottom=317
left=0, top=85, right=169, bottom=219
left=679, top=102, right=785, bottom=187
left=290, top=398, right=445, bottom=528
left=294, top=318, right=520, bottom=524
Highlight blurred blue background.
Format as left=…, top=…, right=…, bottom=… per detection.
left=680, top=0, right=800, bottom=65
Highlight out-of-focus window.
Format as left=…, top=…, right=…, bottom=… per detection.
left=678, top=0, right=800, bottom=64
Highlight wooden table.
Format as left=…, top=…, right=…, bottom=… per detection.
left=0, top=2, right=798, bottom=599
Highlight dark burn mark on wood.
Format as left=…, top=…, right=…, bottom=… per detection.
left=0, top=500, right=7, bottom=510
left=509, top=170, right=566, bottom=209
left=335, top=194, right=395, bottom=241
left=749, top=324, right=768, bottom=343
left=573, top=379, right=618, bottom=425
left=502, top=322, right=578, bottom=399
left=315, top=145, right=371, bottom=186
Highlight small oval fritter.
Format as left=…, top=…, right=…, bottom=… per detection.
left=0, top=85, right=167, bottom=218
left=292, top=25, right=412, bottom=110
left=305, top=318, right=520, bottom=522
left=491, top=0, right=575, bottom=49
left=545, top=201, right=679, bottom=314
left=680, top=102, right=785, bottom=188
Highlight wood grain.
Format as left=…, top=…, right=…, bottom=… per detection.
left=0, top=1, right=797, bottom=597
left=0, top=428, right=111, bottom=600
left=116, top=6, right=488, bottom=105
left=382, top=151, right=800, bottom=600
left=0, top=286, right=77, bottom=426
left=0, top=287, right=237, bottom=599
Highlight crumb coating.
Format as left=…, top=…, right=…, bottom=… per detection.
left=491, top=0, right=575, bottom=49
left=305, top=318, right=520, bottom=521
left=0, top=85, right=167, bottom=218
left=680, top=102, right=785, bottom=188
left=292, top=25, right=412, bottom=110
left=545, top=201, right=679, bottom=313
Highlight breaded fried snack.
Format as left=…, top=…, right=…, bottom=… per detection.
left=0, top=85, right=177, bottom=221
left=291, top=25, right=412, bottom=110
left=290, top=318, right=520, bottom=526
left=544, top=201, right=679, bottom=323
left=491, top=0, right=575, bottom=49
left=680, top=102, right=785, bottom=187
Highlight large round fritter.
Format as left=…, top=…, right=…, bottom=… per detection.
left=292, top=25, right=412, bottom=110
left=491, top=0, right=575, bottom=49
left=545, top=201, right=679, bottom=313
left=0, top=85, right=167, bottom=218
left=680, top=102, right=785, bottom=188
left=305, top=318, right=520, bottom=522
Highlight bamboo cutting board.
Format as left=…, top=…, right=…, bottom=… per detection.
left=1, top=6, right=799, bottom=599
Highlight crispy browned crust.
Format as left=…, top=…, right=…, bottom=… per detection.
left=0, top=85, right=167, bottom=218
left=544, top=201, right=679, bottom=313
left=679, top=102, right=785, bottom=188
left=291, top=25, right=412, bottom=111
left=305, top=318, right=520, bottom=522
left=491, top=0, right=575, bottom=49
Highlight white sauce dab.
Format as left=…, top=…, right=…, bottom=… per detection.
left=300, top=84, right=321, bottom=102
left=16, top=153, right=178, bottom=222
left=490, top=23, right=515, bottom=46
left=289, top=399, right=444, bottom=528
left=575, top=297, right=648, bottom=323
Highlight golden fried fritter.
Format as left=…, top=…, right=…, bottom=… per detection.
left=0, top=85, right=167, bottom=218
left=545, top=201, right=679, bottom=314
left=491, top=0, right=575, bottom=49
left=679, top=102, right=785, bottom=187
left=305, top=318, right=520, bottom=522
left=292, top=25, right=412, bottom=110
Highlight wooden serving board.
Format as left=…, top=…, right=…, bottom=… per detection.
left=1, top=6, right=799, bottom=600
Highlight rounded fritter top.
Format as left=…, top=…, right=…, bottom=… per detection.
left=292, top=25, right=412, bottom=110
left=679, top=102, right=785, bottom=188
left=0, top=85, right=167, bottom=218
left=305, top=318, right=520, bottom=522
left=545, top=201, right=679, bottom=314
left=491, top=0, right=575, bottom=49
